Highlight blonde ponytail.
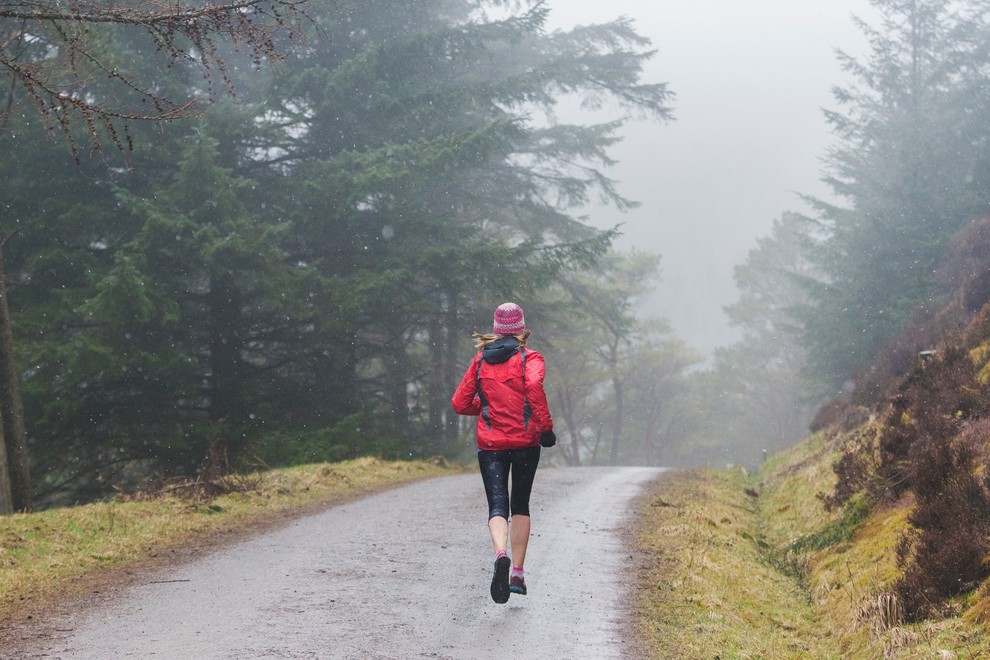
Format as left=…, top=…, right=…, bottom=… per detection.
left=472, top=330, right=530, bottom=351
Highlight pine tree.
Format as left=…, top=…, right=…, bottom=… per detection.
left=803, top=0, right=990, bottom=395
left=254, top=0, right=672, bottom=454
left=537, top=251, right=697, bottom=466
left=2, top=0, right=674, bottom=501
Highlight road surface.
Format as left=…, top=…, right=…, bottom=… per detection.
left=16, top=466, right=662, bottom=659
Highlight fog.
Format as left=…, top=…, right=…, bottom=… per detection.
left=547, top=1, right=874, bottom=354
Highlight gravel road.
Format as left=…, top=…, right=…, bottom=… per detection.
left=17, top=466, right=662, bottom=659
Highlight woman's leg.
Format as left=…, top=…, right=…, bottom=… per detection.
left=479, top=449, right=514, bottom=603
left=478, top=450, right=511, bottom=554
left=509, top=514, right=531, bottom=566
left=507, top=445, right=541, bottom=568
left=488, top=516, right=508, bottom=555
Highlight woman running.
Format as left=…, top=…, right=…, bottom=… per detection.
left=451, top=302, right=556, bottom=604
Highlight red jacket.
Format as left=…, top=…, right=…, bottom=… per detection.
left=451, top=341, right=553, bottom=450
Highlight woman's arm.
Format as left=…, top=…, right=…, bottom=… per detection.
left=451, top=357, right=482, bottom=415
left=524, top=351, right=553, bottom=433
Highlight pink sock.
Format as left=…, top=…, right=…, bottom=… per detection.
left=512, top=566, right=524, bottom=577
left=496, top=549, right=507, bottom=560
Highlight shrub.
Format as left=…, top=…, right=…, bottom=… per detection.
left=823, top=424, right=880, bottom=511
left=827, top=326, right=990, bottom=621
left=894, top=436, right=990, bottom=620
left=791, top=492, right=870, bottom=553
left=818, top=222, right=990, bottom=623
left=247, top=407, right=405, bottom=467
left=871, top=344, right=975, bottom=502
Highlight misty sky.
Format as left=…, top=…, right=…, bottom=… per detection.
left=546, top=1, right=875, bottom=354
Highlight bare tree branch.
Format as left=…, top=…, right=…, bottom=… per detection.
left=0, top=0, right=311, bottom=157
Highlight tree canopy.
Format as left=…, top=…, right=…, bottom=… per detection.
left=1, top=0, right=677, bottom=508
left=0, top=0, right=308, bottom=157
left=800, top=0, right=990, bottom=396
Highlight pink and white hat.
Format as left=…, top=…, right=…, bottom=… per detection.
left=493, top=302, right=526, bottom=335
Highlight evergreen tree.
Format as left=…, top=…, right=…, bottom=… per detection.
left=2, top=0, right=674, bottom=502
left=0, top=0, right=303, bottom=507
left=686, top=213, right=820, bottom=467
left=252, top=0, right=672, bottom=456
left=803, top=0, right=990, bottom=395
left=539, top=250, right=697, bottom=466
left=0, top=0, right=307, bottom=157
left=17, top=123, right=312, bottom=500
left=0, top=112, right=133, bottom=508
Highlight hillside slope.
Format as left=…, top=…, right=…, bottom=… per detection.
left=632, top=217, right=990, bottom=657
left=635, top=426, right=990, bottom=657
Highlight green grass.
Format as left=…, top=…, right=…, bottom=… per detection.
left=633, top=467, right=842, bottom=658
left=634, top=429, right=990, bottom=658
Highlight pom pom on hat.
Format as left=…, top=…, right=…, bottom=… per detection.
left=493, top=302, right=526, bottom=335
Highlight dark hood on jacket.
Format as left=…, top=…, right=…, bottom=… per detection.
left=482, top=337, right=520, bottom=364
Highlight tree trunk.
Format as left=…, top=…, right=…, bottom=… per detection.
left=208, top=276, right=242, bottom=425
left=555, top=390, right=583, bottom=467
left=426, top=314, right=444, bottom=449
left=0, top=411, right=11, bottom=514
left=383, top=319, right=411, bottom=442
left=607, top=341, right=624, bottom=466
left=204, top=275, right=243, bottom=478
left=441, top=293, right=462, bottom=451
left=0, top=237, right=30, bottom=511
left=201, top=433, right=229, bottom=483
left=385, top=353, right=410, bottom=441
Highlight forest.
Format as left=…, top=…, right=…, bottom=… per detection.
left=3, top=0, right=990, bottom=515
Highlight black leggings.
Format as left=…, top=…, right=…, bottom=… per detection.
left=478, top=445, right=541, bottom=520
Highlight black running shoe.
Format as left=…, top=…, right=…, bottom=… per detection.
left=490, top=555, right=511, bottom=604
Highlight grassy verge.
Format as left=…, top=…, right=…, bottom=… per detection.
left=633, top=467, right=841, bottom=658
left=635, top=431, right=990, bottom=659
left=0, top=457, right=462, bottom=630
left=759, top=431, right=990, bottom=658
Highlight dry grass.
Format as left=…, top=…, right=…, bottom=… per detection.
left=634, top=428, right=990, bottom=659
left=633, top=468, right=841, bottom=658
left=762, top=430, right=990, bottom=657
left=0, top=457, right=462, bottom=629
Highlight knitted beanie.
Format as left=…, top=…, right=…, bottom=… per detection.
left=493, top=302, right=526, bottom=335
